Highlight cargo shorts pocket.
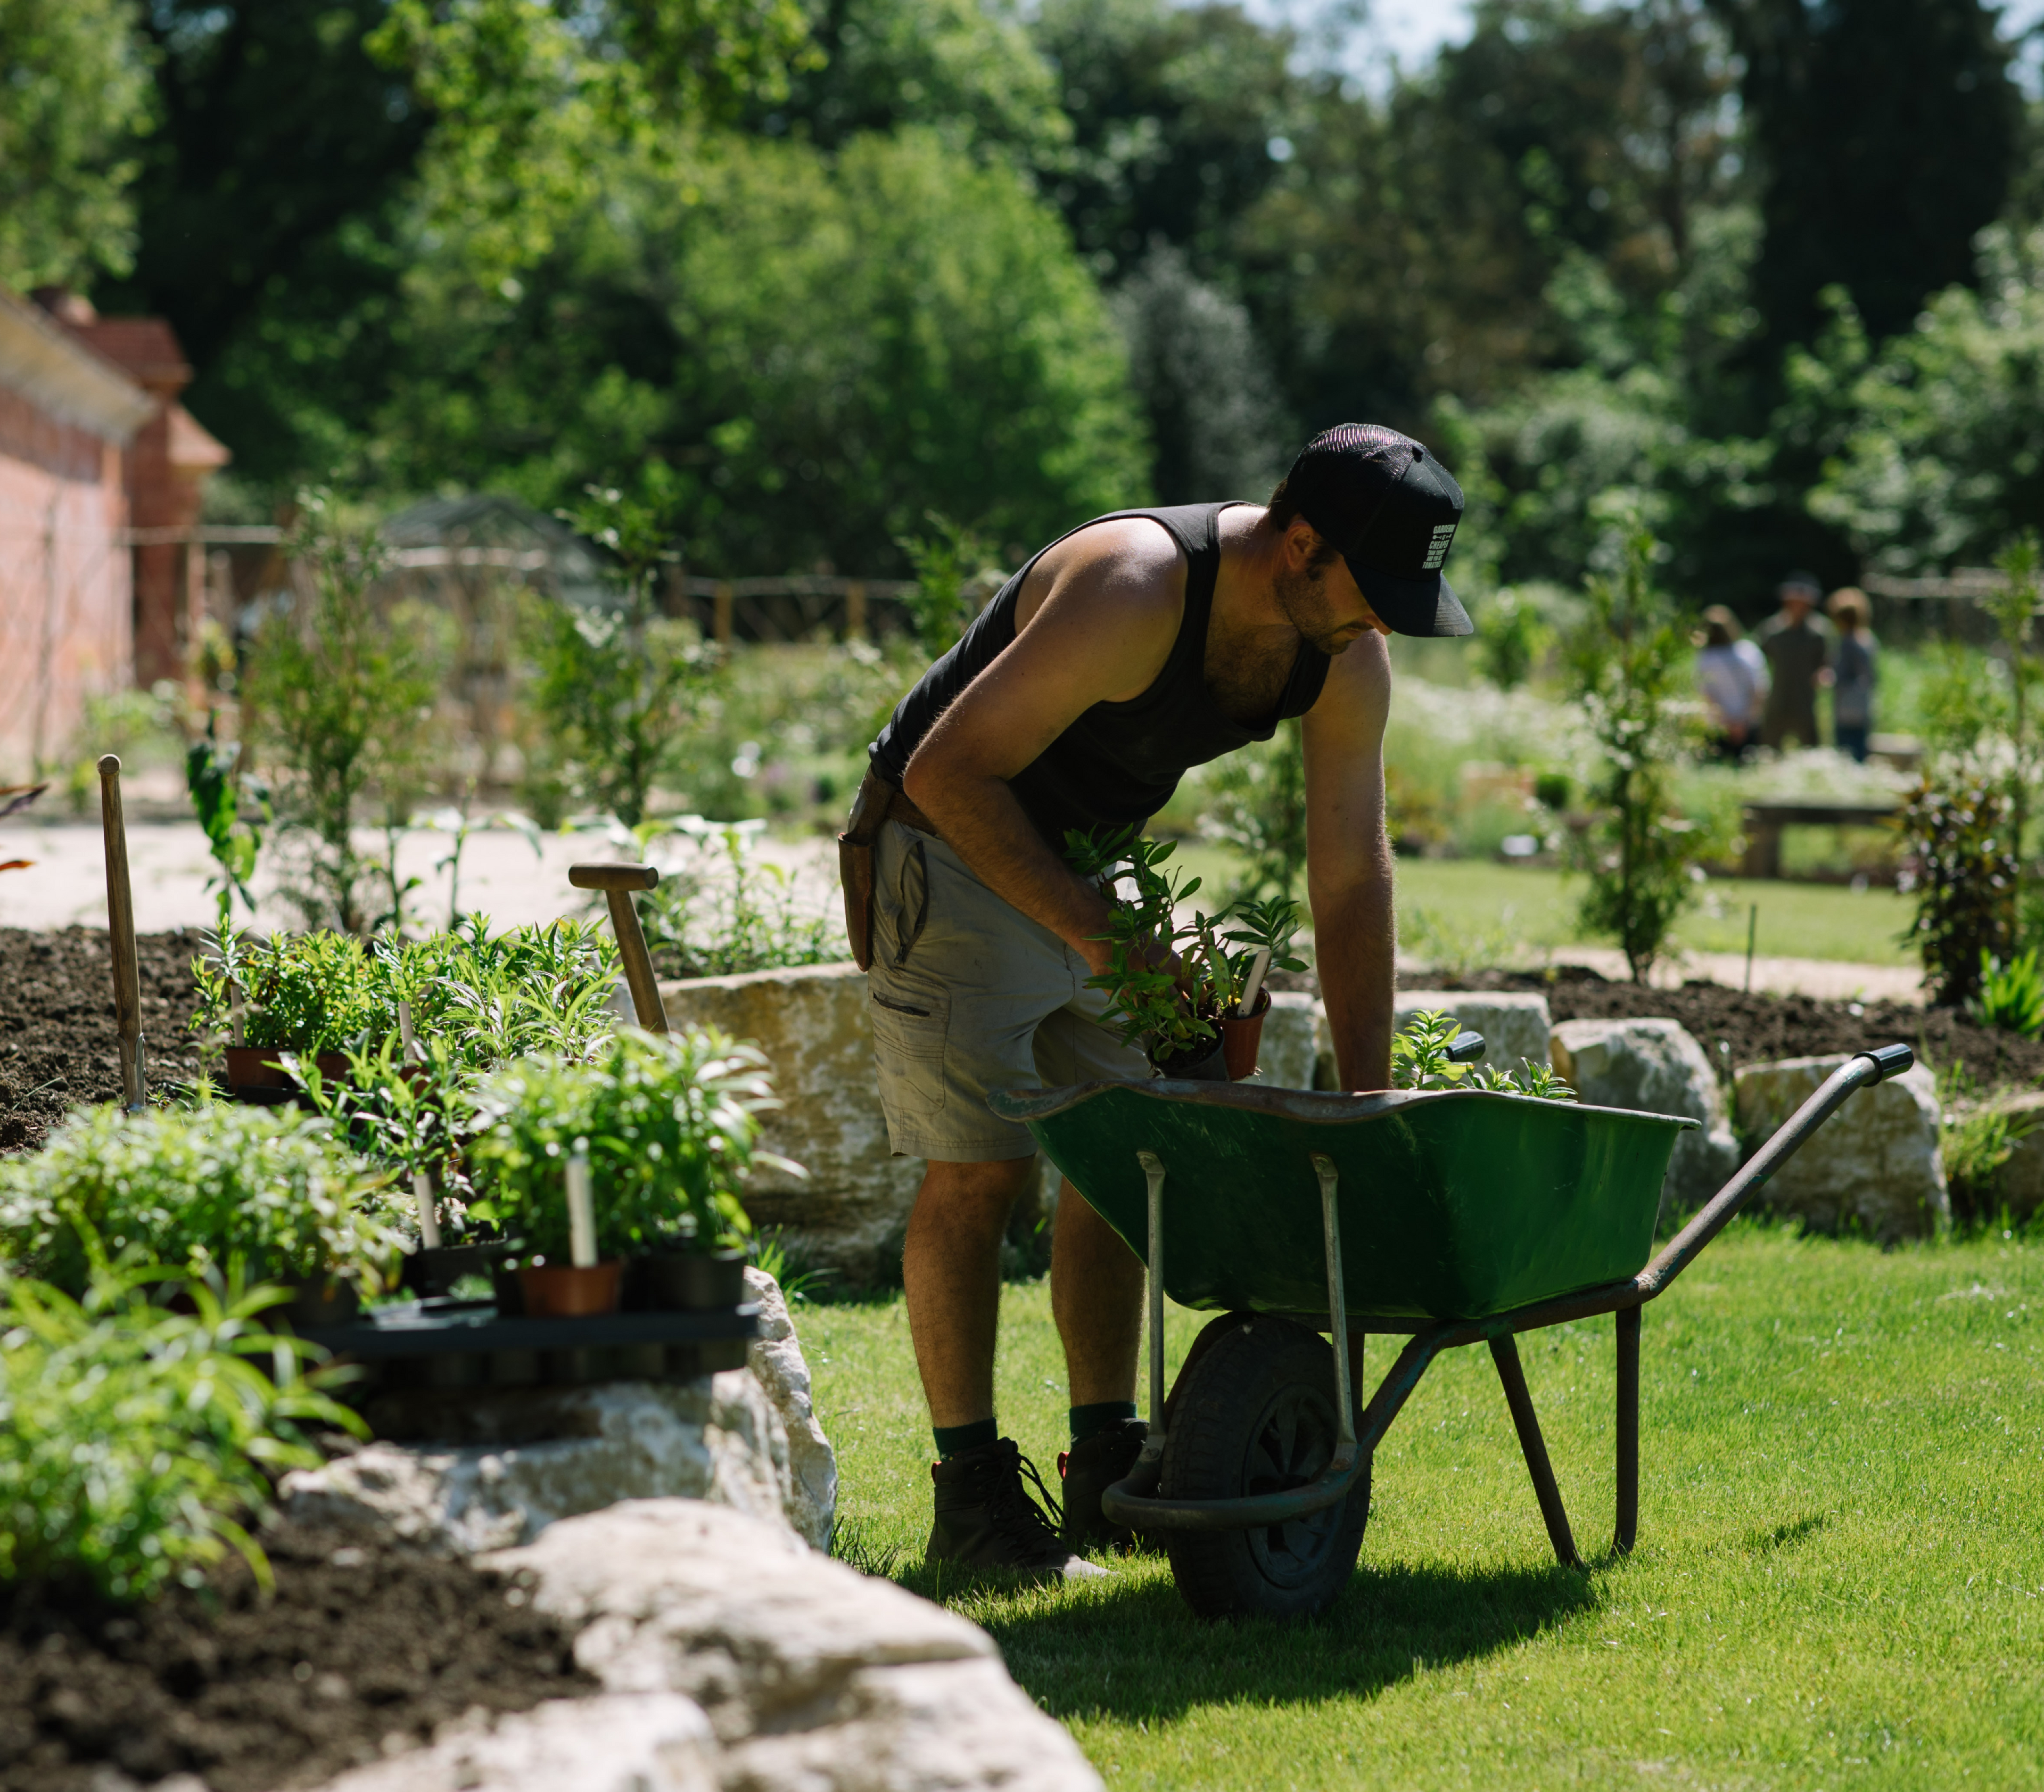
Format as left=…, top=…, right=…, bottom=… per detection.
left=869, top=987, right=949, bottom=1114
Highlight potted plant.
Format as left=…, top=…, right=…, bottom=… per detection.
left=193, top=926, right=379, bottom=1094
left=1066, top=830, right=1306, bottom=1082
left=465, top=1026, right=787, bottom=1316
left=0, top=1101, right=407, bottom=1324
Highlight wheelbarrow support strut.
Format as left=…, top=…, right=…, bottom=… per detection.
left=1103, top=1043, right=1917, bottom=1556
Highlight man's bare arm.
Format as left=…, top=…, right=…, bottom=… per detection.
left=1301, top=634, right=1396, bottom=1090
left=901, top=522, right=1183, bottom=974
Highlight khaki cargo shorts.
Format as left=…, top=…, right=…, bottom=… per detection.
left=866, top=820, right=1149, bottom=1162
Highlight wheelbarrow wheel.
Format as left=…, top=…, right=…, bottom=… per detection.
left=1160, top=1314, right=1368, bottom=1620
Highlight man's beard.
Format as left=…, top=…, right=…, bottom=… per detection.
left=1272, top=558, right=1357, bottom=655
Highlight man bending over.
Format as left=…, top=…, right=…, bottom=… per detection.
left=839, top=424, right=1470, bottom=1575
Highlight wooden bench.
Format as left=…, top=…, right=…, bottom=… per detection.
left=1740, top=801, right=1902, bottom=878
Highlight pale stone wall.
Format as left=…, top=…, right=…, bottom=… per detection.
left=661, top=964, right=918, bottom=1285
left=1734, top=1054, right=1948, bottom=1240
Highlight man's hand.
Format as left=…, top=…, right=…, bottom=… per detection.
left=901, top=520, right=1185, bottom=971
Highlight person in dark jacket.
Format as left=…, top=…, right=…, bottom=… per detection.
left=844, top=427, right=1469, bottom=1575
left=1754, top=572, right=1834, bottom=750
left=1828, top=587, right=1877, bottom=761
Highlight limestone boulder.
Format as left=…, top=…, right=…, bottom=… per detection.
left=661, top=964, right=917, bottom=1286
left=484, top=1499, right=1102, bottom=1791
left=745, top=1265, right=837, bottom=1549
left=1312, top=990, right=1553, bottom=1088
left=1734, top=1054, right=1948, bottom=1239
left=281, top=1372, right=796, bottom=1554
left=1550, top=1017, right=1740, bottom=1219
left=315, top=1695, right=716, bottom=1792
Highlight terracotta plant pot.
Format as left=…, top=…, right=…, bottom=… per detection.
left=1151, top=1034, right=1227, bottom=1082
left=1218, top=988, right=1273, bottom=1082
left=640, top=1248, right=748, bottom=1312
left=517, top=1261, right=624, bottom=1318
left=224, top=1046, right=350, bottom=1090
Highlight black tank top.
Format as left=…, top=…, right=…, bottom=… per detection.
left=870, top=504, right=1331, bottom=844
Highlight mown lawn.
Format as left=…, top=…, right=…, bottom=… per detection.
left=806, top=1223, right=2044, bottom=1789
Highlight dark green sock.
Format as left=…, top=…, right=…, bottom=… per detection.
left=933, top=1418, right=999, bottom=1459
left=1069, top=1400, right=1139, bottom=1444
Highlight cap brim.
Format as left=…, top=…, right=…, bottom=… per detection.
left=1346, top=560, right=1473, bottom=638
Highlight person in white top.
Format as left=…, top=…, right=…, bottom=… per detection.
left=1695, top=604, right=1767, bottom=760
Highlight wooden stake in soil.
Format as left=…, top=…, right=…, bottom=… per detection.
left=97, top=753, right=146, bottom=1111
left=568, top=862, right=670, bottom=1032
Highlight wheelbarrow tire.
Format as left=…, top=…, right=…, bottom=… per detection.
left=1160, top=1314, right=1368, bottom=1621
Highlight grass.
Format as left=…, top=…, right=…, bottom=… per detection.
left=1391, top=859, right=1915, bottom=969
left=805, top=1223, right=2044, bottom=1790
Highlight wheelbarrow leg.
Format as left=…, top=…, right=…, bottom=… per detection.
left=1488, top=1334, right=1581, bottom=1568
left=1615, top=1304, right=1640, bottom=1555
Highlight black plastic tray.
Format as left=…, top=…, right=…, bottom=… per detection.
left=298, top=1298, right=760, bottom=1359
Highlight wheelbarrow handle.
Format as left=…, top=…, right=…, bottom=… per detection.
left=1636, top=1042, right=1914, bottom=1301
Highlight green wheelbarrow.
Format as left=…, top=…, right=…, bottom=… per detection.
left=988, top=1040, right=1915, bottom=1620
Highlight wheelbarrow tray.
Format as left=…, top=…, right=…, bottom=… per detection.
left=987, top=1080, right=1697, bottom=1322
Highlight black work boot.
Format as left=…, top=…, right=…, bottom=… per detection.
left=927, top=1438, right=1110, bottom=1580
left=1058, top=1418, right=1151, bottom=1556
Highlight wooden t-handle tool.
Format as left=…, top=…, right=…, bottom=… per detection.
left=98, top=754, right=146, bottom=1110
left=568, top=862, right=669, bottom=1033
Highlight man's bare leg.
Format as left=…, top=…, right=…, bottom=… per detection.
left=1051, top=1178, right=1144, bottom=1406
left=903, top=1156, right=1036, bottom=1427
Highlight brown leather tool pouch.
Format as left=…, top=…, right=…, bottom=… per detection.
left=837, top=769, right=886, bottom=972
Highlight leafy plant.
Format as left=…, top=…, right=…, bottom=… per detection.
left=896, top=512, right=1000, bottom=659
left=245, top=491, right=448, bottom=933
left=1564, top=524, right=1700, bottom=983
left=613, top=815, right=843, bottom=976
left=1475, top=587, right=1554, bottom=692
left=1390, top=1010, right=1576, bottom=1100
left=466, top=1027, right=789, bottom=1262
left=1197, top=717, right=1307, bottom=903
left=1900, top=774, right=2016, bottom=1007
left=1066, top=829, right=1305, bottom=1066
left=1935, top=1065, right=2038, bottom=1227
left=529, top=472, right=719, bottom=829
left=185, top=733, right=271, bottom=932
left=1967, top=948, right=2044, bottom=1037
left=0, top=1102, right=404, bottom=1296
left=0, top=1261, right=362, bottom=1604
left=193, top=927, right=379, bottom=1055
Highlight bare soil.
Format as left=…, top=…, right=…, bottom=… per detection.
left=0, top=928, right=207, bottom=1155
left=0, top=1514, right=593, bottom=1792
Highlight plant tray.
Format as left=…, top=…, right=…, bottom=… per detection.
left=296, top=1297, right=761, bottom=1393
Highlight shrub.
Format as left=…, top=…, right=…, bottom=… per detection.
left=0, top=1104, right=404, bottom=1296
left=194, top=927, right=378, bottom=1055
left=1197, top=717, right=1307, bottom=903
left=466, top=1028, right=786, bottom=1261
left=0, top=1265, right=360, bottom=1604
left=1564, top=524, right=1700, bottom=983
left=1474, top=587, right=1554, bottom=691
left=244, top=491, right=448, bottom=934
left=1900, top=774, right=2016, bottom=1006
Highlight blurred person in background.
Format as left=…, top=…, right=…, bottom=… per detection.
left=1828, top=587, right=1877, bottom=762
left=1754, top=571, right=1833, bottom=750
left=1694, top=605, right=1767, bottom=760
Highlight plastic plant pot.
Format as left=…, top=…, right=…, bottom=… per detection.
left=279, top=1275, right=359, bottom=1329
left=1153, top=1034, right=1227, bottom=1082
left=641, top=1247, right=748, bottom=1312
left=517, top=1261, right=625, bottom=1317
left=1218, top=988, right=1273, bottom=1082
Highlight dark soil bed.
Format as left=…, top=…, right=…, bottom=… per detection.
left=1432, top=964, right=2044, bottom=1089
left=0, top=1515, right=593, bottom=1792
left=0, top=928, right=207, bottom=1156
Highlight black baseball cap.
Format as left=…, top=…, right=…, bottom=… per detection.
left=1276, top=423, right=1471, bottom=637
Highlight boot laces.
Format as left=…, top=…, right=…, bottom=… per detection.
left=989, top=1443, right=1064, bottom=1552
